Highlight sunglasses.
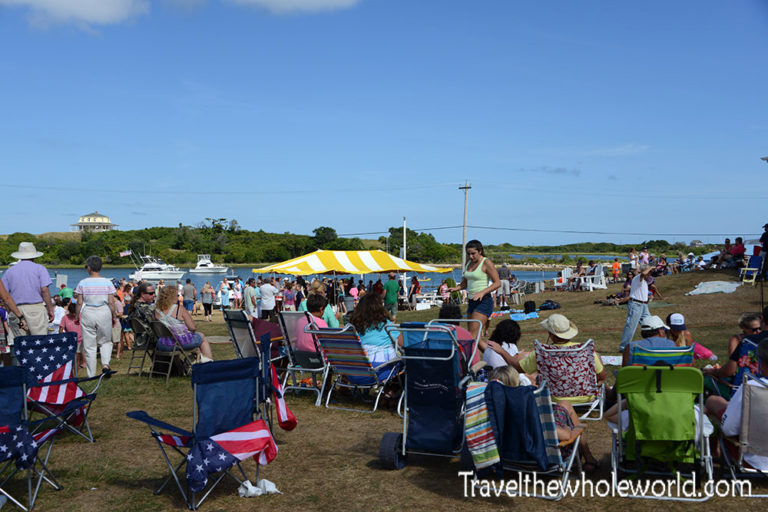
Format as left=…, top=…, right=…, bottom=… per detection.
left=145, top=291, right=156, bottom=295
left=746, top=326, right=762, bottom=333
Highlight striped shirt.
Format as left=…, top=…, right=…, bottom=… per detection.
left=75, top=277, right=116, bottom=306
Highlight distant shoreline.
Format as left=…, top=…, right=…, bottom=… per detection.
left=2, top=262, right=563, bottom=272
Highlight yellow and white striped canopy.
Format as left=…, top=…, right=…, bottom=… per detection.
left=252, top=249, right=451, bottom=276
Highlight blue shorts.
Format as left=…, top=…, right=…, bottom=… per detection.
left=183, top=300, right=194, bottom=312
left=466, top=294, right=493, bottom=318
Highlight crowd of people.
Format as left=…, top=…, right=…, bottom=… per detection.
left=2, top=226, right=767, bottom=477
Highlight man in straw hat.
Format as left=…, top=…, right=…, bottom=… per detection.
left=1, top=242, right=55, bottom=338
left=510, top=313, right=606, bottom=399
left=618, top=263, right=656, bottom=351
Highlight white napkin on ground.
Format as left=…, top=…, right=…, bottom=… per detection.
left=238, top=479, right=281, bottom=497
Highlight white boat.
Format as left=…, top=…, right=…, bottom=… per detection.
left=189, top=254, right=229, bottom=274
left=129, top=255, right=186, bottom=281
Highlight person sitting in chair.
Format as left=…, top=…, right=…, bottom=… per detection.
left=154, top=285, right=214, bottom=363
left=348, top=293, right=401, bottom=368
left=509, top=313, right=606, bottom=400
left=705, top=340, right=768, bottom=470
left=295, top=294, right=328, bottom=352
left=620, top=315, right=677, bottom=367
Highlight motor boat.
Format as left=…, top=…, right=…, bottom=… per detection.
left=129, top=255, right=186, bottom=281
left=189, top=254, right=229, bottom=274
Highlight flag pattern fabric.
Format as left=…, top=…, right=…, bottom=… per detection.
left=270, top=365, right=297, bottom=431
left=15, top=333, right=86, bottom=426
left=156, top=434, right=192, bottom=448
left=186, top=420, right=277, bottom=493
left=0, top=424, right=38, bottom=470
left=252, top=249, right=451, bottom=276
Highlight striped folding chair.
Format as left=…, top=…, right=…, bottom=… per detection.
left=464, top=381, right=582, bottom=501
left=629, top=344, right=695, bottom=367
left=305, top=324, right=401, bottom=413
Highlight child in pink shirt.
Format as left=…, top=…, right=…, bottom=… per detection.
left=59, top=301, right=84, bottom=368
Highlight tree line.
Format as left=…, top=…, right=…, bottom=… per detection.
left=0, top=220, right=714, bottom=266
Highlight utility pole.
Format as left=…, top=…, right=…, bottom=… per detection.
left=402, top=217, right=407, bottom=259
left=459, top=180, right=471, bottom=272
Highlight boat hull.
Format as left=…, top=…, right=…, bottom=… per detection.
left=189, top=267, right=229, bottom=274
left=129, top=270, right=186, bottom=281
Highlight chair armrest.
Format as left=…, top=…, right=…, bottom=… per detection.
left=126, top=410, right=193, bottom=437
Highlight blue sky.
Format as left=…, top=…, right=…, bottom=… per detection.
left=2, top=0, right=767, bottom=247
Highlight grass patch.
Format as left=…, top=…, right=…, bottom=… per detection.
left=16, top=270, right=767, bottom=510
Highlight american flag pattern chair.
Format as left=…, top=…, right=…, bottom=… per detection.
left=13, top=333, right=113, bottom=443
left=126, top=357, right=278, bottom=510
left=0, top=366, right=64, bottom=511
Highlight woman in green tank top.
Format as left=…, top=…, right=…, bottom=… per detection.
left=448, top=240, right=501, bottom=344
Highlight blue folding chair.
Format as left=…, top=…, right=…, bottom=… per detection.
left=126, top=358, right=278, bottom=510
left=0, top=366, right=64, bottom=511
left=13, top=333, right=113, bottom=443
left=629, top=344, right=695, bottom=367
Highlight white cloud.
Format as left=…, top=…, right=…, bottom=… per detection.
left=226, top=0, right=359, bottom=14
left=0, top=0, right=149, bottom=26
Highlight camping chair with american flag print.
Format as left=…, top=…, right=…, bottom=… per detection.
left=304, top=324, right=401, bottom=413
left=0, top=366, right=64, bottom=511
left=126, top=357, right=278, bottom=510
left=12, top=333, right=113, bottom=443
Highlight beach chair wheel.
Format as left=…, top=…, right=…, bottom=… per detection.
left=379, top=432, right=406, bottom=470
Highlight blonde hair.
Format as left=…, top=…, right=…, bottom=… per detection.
left=669, top=329, right=687, bottom=347
left=489, top=366, right=520, bottom=387
left=308, top=280, right=326, bottom=295
left=155, top=285, right=179, bottom=313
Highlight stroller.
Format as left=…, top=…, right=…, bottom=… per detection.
left=379, top=321, right=479, bottom=469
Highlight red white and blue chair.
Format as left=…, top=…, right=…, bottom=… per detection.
left=0, top=366, right=64, bottom=511
left=13, top=333, right=113, bottom=443
left=126, top=357, right=278, bottom=510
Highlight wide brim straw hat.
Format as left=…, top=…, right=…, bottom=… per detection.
left=11, top=242, right=44, bottom=260
left=540, top=313, right=579, bottom=340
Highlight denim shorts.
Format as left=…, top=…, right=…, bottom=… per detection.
left=466, top=293, right=493, bottom=318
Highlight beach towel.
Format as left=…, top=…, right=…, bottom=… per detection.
left=686, top=281, right=740, bottom=296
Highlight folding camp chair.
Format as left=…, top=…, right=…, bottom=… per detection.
left=534, top=339, right=605, bottom=420
left=13, top=333, right=112, bottom=443
left=223, top=310, right=286, bottom=364
left=127, top=317, right=154, bottom=376
left=0, top=366, right=63, bottom=511
left=277, top=311, right=329, bottom=406
left=379, top=322, right=477, bottom=469
left=718, top=373, right=768, bottom=496
left=304, top=324, right=401, bottom=413
left=126, top=358, right=278, bottom=510
left=150, top=321, right=199, bottom=384
left=740, top=255, right=762, bottom=286
left=610, top=366, right=713, bottom=501
left=629, top=344, right=695, bottom=367
left=463, top=381, right=582, bottom=501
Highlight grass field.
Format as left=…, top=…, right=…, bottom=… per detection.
left=8, top=270, right=766, bottom=511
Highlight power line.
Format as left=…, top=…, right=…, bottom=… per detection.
left=339, top=224, right=758, bottom=238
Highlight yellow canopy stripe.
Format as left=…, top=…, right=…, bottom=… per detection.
left=252, top=249, right=451, bottom=276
